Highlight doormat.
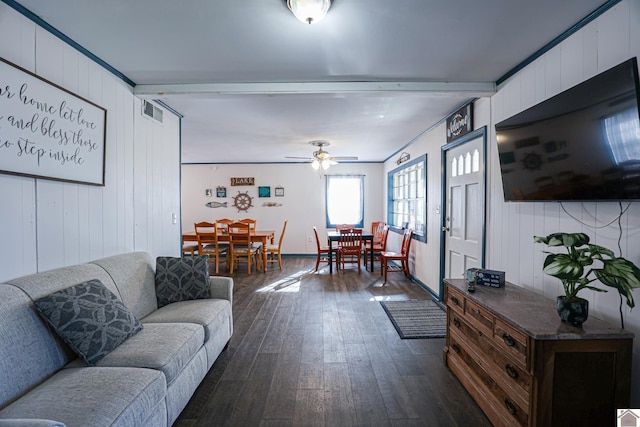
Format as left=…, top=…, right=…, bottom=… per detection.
left=380, top=299, right=447, bottom=339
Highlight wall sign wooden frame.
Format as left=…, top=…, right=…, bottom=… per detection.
left=446, top=102, right=473, bottom=143
left=0, top=57, right=107, bottom=186
left=230, top=177, right=254, bottom=186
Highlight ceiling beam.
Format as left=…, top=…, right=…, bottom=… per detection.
left=133, top=81, right=496, bottom=99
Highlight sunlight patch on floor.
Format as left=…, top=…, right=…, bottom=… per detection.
left=369, top=295, right=410, bottom=302
left=256, top=269, right=312, bottom=293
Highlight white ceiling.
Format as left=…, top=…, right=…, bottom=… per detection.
left=12, top=0, right=608, bottom=164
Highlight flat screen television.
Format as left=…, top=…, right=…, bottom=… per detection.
left=495, top=57, right=640, bottom=201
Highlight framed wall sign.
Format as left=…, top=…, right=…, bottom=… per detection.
left=216, top=186, right=227, bottom=197
left=446, top=102, right=473, bottom=143
left=258, top=186, right=271, bottom=197
left=230, top=177, right=254, bottom=186
left=275, top=186, right=284, bottom=197
left=0, top=57, right=107, bottom=186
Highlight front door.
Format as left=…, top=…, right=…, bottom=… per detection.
left=440, top=127, right=487, bottom=294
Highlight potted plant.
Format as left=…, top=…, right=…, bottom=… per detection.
left=534, top=232, right=640, bottom=328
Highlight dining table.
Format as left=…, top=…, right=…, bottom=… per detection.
left=182, top=230, right=275, bottom=272
left=327, top=230, right=375, bottom=273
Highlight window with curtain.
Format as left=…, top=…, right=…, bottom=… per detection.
left=387, top=154, right=426, bottom=242
left=325, top=175, right=364, bottom=228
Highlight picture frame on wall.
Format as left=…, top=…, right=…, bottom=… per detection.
left=0, top=56, right=107, bottom=186
left=216, top=186, right=227, bottom=197
left=275, top=186, right=284, bottom=197
left=258, top=186, right=271, bottom=198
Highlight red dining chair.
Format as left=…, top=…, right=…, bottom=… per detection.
left=313, top=227, right=330, bottom=271
left=380, top=228, right=413, bottom=284
left=364, top=224, right=389, bottom=266
left=337, top=228, right=363, bottom=273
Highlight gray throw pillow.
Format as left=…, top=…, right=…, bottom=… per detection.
left=155, top=256, right=211, bottom=308
left=34, top=279, right=143, bottom=366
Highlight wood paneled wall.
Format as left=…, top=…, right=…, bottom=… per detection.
left=0, top=4, right=181, bottom=282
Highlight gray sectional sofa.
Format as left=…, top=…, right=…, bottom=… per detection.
left=0, top=252, right=233, bottom=427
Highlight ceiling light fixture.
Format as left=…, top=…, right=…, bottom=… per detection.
left=287, top=0, right=331, bottom=24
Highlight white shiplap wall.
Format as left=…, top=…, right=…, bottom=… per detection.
left=0, top=4, right=181, bottom=282
left=489, top=0, right=640, bottom=405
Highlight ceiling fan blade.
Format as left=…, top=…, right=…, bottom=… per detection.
left=330, top=156, right=358, bottom=161
left=285, top=156, right=314, bottom=160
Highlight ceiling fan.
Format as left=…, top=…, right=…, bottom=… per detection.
left=285, top=140, right=358, bottom=170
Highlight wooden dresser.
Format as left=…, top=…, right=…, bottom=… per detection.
left=443, top=279, right=633, bottom=427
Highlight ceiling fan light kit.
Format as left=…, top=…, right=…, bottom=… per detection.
left=286, top=140, right=358, bottom=169
left=287, top=0, right=331, bottom=24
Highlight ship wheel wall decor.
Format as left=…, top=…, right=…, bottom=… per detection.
left=232, top=191, right=254, bottom=212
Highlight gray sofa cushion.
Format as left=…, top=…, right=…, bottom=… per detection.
left=0, top=367, right=166, bottom=427
left=155, top=256, right=211, bottom=307
left=143, top=298, right=231, bottom=342
left=90, top=252, right=158, bottom=320
left=0, top=420, right=65, bottom=427
left=89, top=322, right=204, bottom=386
left=33, top=279, right=143, bottom=366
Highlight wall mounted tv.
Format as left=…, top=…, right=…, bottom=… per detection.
left=495, top=57, right=640, bottom=202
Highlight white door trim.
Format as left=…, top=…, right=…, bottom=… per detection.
left=439, top=126, right=488, bottom=299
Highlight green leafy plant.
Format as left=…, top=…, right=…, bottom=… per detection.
left=534, top=232, right=640, bottom=327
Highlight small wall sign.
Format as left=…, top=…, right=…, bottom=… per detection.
left=216, top=186, right=226, bottom=197
left=274, top=186, right=284, bottom=197
left=396, top=152, right=410, bottom=165
left=231, top=177, right=254, bottom=186
left=258, top=186, right=271, bottom=197
left=446, top=103, right=473, bottom=143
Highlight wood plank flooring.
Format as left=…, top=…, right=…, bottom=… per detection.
left=175, top=257, right=491, bottom=427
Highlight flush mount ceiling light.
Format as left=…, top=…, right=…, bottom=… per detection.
left=287, top=0, right=332, bottom=24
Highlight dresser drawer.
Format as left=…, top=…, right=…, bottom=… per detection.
left=493, top=318, right=529, bottom=369
left=465, top=298, right=493, bottom=337
left=448, top=311, right=531, bottom=404
left=446, top=286, right=465, bottom=314
left=448, top=331, right=529, bottom=427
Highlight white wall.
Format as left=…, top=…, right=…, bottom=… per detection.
left=386, top=0, right=640, bottom=405
left=0, top=4, right=181, bottom=282
left=181, top=162, right=384, bottom=254
left=489, top=0, right=640, bottom=405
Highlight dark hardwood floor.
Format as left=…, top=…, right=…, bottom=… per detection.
left=175, top=257, right=491, bottom=427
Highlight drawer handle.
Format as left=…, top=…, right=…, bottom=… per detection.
left=504, top=398, right=517, bottom=415
left=505, top=364, right=519, bottom=379
left=502, top=333, right=516, bottom=347
left=451, top=295, right=460, bottom=306
left=453, top=317, right=461, bottom=328
left=452, top=343, right=461, bottom=354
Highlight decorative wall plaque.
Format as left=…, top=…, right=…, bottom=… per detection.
left=0, top=56, right=106, bottom=186
left=231, top=177, right=254, bottom=186
left=446, top=103, right=473, bottom=143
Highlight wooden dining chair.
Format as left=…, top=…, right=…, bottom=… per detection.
left=364, top=224, right=389, bottom=266
left=335, top=224, right=355, bottom=230
left=337, top=228, right=363, bottom=273
left=239, top=218, right=257, bottom=230
left=194, top=221, right=228, bottom=274
left=228, top=221, right=261, bottom=274
left=380, top=228, right=413, bottom=284
left=264, top=220, right=288, bottom=270
left=313, top=226, right=330, bottom=271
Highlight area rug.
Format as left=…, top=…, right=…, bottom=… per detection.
left=380, top=299, right=447, bottom=339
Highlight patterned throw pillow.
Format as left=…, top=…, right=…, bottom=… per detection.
left=155, top=256, right=211, bottom=308
left=34, top=279, right=143, bottom=366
